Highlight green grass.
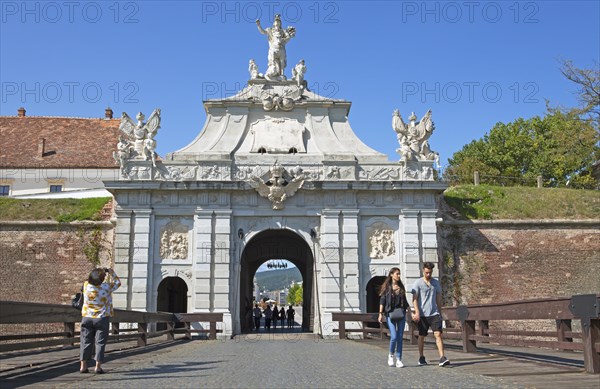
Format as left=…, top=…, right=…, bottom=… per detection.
left=0, top=197, right=111, bottom=222
left=443, top=185, right=600, bottom=220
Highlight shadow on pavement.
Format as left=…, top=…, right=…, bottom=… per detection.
left=0, top=340, right=190, bottom=389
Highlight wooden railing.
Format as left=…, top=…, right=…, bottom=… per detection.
left=0, top=301, right=224, bottom=353
left=332, top=294, right=600, bottom=374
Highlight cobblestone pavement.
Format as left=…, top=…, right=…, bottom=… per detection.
left=59, top=335, right=517, bottom=389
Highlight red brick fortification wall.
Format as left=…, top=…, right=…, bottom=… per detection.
left=0, top=221, right=114, bottom=305
left=437, top=220, right=600, bottom=307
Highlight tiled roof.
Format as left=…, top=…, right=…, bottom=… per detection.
left=0, top=116, right=120, bottom=168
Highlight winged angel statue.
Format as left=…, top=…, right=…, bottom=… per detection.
left=248, top=163, right=304, bottom=210
left=114, top=109, right=161, bottom=174
left=392, top=109, right=437, bottom=161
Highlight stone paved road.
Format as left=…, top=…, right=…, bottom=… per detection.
left=59, top=335, right=517, bottom=388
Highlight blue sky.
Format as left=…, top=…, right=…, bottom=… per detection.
left=1, top=0, right=599, bottom=169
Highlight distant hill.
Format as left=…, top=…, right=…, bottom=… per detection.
left=255, top=267, right=302, bottom=292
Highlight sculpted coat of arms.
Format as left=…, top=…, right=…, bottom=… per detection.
left=248, top=163, right=305, bottom=210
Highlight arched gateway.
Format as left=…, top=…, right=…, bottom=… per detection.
left=239, top=229, right=314, bottom=333
left=104, top=19, right=446, bottom=337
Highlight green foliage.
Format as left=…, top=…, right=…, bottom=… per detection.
left=444, top=185, right=600, bottom=220
left=446, top=61, right=599, bottom=188
left=446, top=109, right=599, bottom=188
left=287, top=283, right=303, bottom=305
left=0, top=197, right=111, bottom=221
left=255, top=267, right=302, bottom=291
left=77, top=227, right=112, bottom=266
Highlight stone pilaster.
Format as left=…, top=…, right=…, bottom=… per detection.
left=341, top=209, right=360, bottom=312
left=194, top=209, right=213, bottom=311
left=113, top=209, right=132, bottom=309
left=130, top=208, right=153, bottom=312
left=213, top=210, right=232, bottom=312
left=319, top=209, right=341, bottom=311
left=400, top=209, right=422, bottom=288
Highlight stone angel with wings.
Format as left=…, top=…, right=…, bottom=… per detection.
left=392, top=109, right=436, bottom=161
left=119, top=109, right=161, bottom=167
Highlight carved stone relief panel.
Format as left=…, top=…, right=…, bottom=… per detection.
left=366, top=221, right=396, bottom=259
left=159, top=220, right=190, bottom=260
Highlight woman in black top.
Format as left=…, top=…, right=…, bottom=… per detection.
left=378, top=267, right=411, bottom=368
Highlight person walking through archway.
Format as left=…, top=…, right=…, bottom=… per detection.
left=279, top=306, right=286, bottom=328
left=253, top=304, right=262, bottom=331
left=272, top=303, right=279, bottom=330
left=264, top=305, right=273, bottom=331
left=378, top=267, right=412, bottom=368
left=286, top=305, right=295, bottom=328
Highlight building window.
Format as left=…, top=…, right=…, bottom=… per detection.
left=49, top=185, right=62, bottom=193
left=0, top=185, right=9, bottom=196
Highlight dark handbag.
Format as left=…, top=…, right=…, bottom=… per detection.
left=388, top=308, right=405, bottom=321
left=71, top=291, right=83, bottom=310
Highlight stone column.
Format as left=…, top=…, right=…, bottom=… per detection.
left=400, top=209, right=422, bottom=289
left=420, top=209, right=440, bottom=278
left=213, top=210, right=232, bottom=316
left=130, top=208, right=153, bottom=312
left=341, top=209, right=360, bottom=312
left=194, top=210, right=213, bottom=311
left=113, top=209, right=132, bottom=309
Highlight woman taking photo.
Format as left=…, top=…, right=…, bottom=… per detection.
left=378, top=267, right=412, bottom=368
left=79, top=267, right=121, bottom=374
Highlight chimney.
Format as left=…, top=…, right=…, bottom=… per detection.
left=105, top=107, right=113, bottom=119
left=17, top=107, right=26, bottom=117
left=38, top=138, right=46, bottom=157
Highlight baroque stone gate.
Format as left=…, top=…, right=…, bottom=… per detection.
left=105, top=17, right=446, bottom=337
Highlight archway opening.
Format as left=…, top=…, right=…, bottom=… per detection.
left=366, top=276, right=386, bottom=328
left=157, top=276, right=188, bottom=330
left=239, top=229, right=314, bottom=334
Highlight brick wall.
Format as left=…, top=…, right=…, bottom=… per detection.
left=438, top=220, right=600, bottom=307
left=0, top=221, right=114, bottom=305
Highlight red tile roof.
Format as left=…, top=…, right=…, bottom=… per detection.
left=0, top=116, right=120, bottom=168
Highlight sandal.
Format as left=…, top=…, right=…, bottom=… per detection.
left=94, top=368, right=105, bottom=374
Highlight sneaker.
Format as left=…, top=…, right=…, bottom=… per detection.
left=439, top=356, right=450, bottom=367
left=396, top=359, right=404, bottom=368
left=418, top=356, right=427, bottom=366
left=387, top=354, right=395, bottom=367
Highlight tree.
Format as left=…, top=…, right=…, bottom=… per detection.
left=287, top=283, right=303, bottom=305
left=446, top=61, right=599, bottom=188
left=560, top=60, right=600, bottom=120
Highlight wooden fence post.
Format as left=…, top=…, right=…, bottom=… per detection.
left=409, top=320, right=418, bottom=345
left=556, top=319, right=573, bottom=343
left=462, top=320, right=477, bottom=352
left=537, top=175, right=543, bottom=188
left=210, top=321, right=217, bottom=340
left=477, top=320, right=489, bottom=339
left=184, top=322, right=192, bottom=340
left=167, top=322, right=175, bottom=341
left=474, top=171, right=480, bottom=185
left=64, top=322, right=75, bottom=347
left=137, top=322, right=148, bottom=347
left=339, top=319, right=346, bottom=339
left=581, top=318, right=600, bottom=374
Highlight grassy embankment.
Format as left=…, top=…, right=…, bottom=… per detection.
left=0, top=197, right=111, bottom=222
left=443, top=185, right=599, bottom=220
left=0, top=186, right=598, bottom=221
